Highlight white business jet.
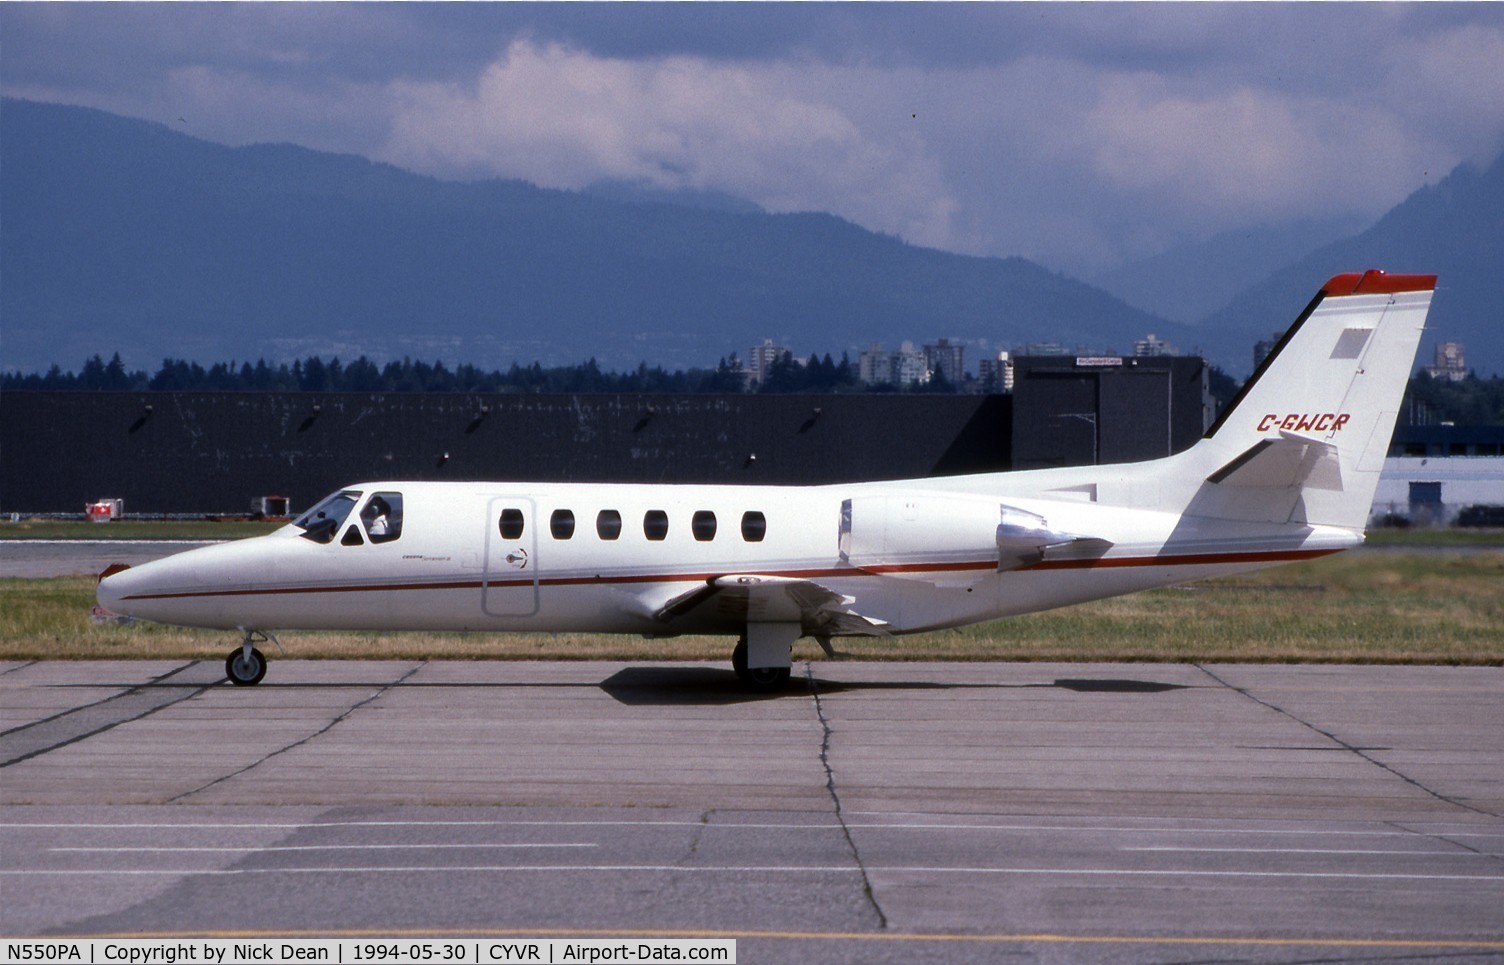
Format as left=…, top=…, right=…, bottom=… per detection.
left=97, top=271, right=1435, bottom=690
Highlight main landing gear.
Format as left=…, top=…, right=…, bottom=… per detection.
left=225, top=629, right=281, bottom=686
left=732, top=639, right=791, bottom=692
left=731, top=622, right=804, bottom=693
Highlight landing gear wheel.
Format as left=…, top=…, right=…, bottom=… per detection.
left=731, top=639, right=791, bottom=693
left=226, top=646, right=267, bottom=686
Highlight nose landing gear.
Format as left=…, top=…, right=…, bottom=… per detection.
left=225, top=629, right=281, bottom=686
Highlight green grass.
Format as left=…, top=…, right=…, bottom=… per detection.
left=905, top=551, right=1504, bottom=664
left=1362, top=527, right=1504, bottom=547
left=0, top=519, right=282, bottom=540
left=5, top=549, right=1500, bottom=665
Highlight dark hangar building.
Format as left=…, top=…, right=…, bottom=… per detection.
left=2, top=357, right=1212, bottom=515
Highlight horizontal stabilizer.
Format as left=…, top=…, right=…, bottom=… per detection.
left=1207, top=431, right=1343, bottom=491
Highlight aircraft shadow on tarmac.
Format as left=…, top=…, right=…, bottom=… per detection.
left=48, top=665, right=1191, bottom=708
left=597, top=666, right=1191, bottom=706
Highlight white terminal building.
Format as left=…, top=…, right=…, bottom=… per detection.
left=1370, top=423, right=1504, bottom=525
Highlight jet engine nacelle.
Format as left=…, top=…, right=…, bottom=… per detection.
left=838, top=494, right=1109, bottom=583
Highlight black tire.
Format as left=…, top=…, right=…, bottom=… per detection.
left=731, top=639, right=791, bottom=693
left=226, top=646, right=267, bottom=686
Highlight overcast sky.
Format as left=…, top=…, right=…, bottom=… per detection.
left=6, top=3, right=1503, bottom=277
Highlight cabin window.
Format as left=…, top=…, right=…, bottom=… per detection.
left=644, top=509, right=669, bottom=541
left=692, top=510, right=717, bottom=541
left=550, top=509, right=576, bottom=540
left=596, top=509, right=622, bottom=541
left=499, top=508, right=526, bottom=540
left=361, top=492, right=403, bottom=544
left=295, top=490, right=361, bottom=544
left=741, top=511, right=767, bottom=542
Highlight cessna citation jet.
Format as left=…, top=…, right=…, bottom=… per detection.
left=98, top=271, right=1435, bottom=690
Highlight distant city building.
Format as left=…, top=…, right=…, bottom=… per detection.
left=923, top=338, right=966, bottom=385
left=1425, top=341, right=1468, bottom=382
left=858, top=343, right=894, bottom=385
left=1133, top=333, right=1178, bottom=357
left=1024, top=340, right=1069, bottom=356
left=977, top=351, right=1015, bottom=393
left=747, top=338, right=792, bottom=386
left=858, top=341, right=932, bottom=387
left=895, top=342, right=930, bottom=385
left=1253, top=332, right=1282, bottom=370
left=892, top=342, right=930, bottom=386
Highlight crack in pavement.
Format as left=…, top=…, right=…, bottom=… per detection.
left=1196, top=665, right=1500, bottom=819
left=1389, top=821, right=1504, bottom=869
left=0, top=660, right=39, bottom=680
left=168, top=662, right=427, bottom=803
left=0, top=662, right=221, bottom=767
left=805, top=661, right=889, bottom=930
left=683, top=809, right=713, bottom=861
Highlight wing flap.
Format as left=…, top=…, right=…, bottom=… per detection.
left=654, top=574, right=890, bottom=637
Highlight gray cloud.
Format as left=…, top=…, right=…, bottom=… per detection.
left=4, top=3, right=1502, bottom=275
left=379, top=41, right=963, bottom=250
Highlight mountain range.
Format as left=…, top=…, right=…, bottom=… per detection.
left=2, top=98, right=1499, bottom=376
left=1197, top=155, right=1504, bottom=373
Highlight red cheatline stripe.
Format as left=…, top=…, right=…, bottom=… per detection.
left=119, top=548, right=1340, bottom=602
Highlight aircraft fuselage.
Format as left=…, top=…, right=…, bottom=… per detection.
left=98, top=477, right=1351, bottom=637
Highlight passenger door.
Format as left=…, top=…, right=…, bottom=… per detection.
left=483, top=496, right=539, bottom=617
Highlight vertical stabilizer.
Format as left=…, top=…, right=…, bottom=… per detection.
left=1185, top=271, right=1435, bottom=529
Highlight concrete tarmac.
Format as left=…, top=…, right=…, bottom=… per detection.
left=2, top=659, right=1502, bottom=962
left=0, top=539, right=218, bottom=578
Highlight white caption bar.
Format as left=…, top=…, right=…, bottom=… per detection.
left=2, top=939, right=737, bottom=965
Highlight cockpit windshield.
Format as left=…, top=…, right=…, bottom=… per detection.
left=294, top=490, right=361, bottom=543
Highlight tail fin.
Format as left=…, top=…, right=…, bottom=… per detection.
left=1185, top=271, right=1434, bottom=530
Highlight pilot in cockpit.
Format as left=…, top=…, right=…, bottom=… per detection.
left=365, top=496, right=391, bottom=538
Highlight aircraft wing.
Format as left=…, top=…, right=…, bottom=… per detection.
left=654, top=574, right=891, bottom=638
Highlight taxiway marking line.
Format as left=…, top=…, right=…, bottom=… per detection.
left=51, top=843, right=598, bottom=853
left=3, top=864, right=1502, bottom=882
left=1122, top=846, right=1495, bottom=856
left=7, top=819, right=1503, bottom=838
left=37, top=927, right=1504, bottom=951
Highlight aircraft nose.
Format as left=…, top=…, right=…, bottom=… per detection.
left=96, top=563, right=140, bottom=615
left=92, top=538, right=280, bottom=630
left=95, top=551, right=203, bottom=623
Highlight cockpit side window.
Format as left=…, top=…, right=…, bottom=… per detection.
left=360, top=492, right=404, bottom=544
left=294, top=490, right=361, bottom=544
